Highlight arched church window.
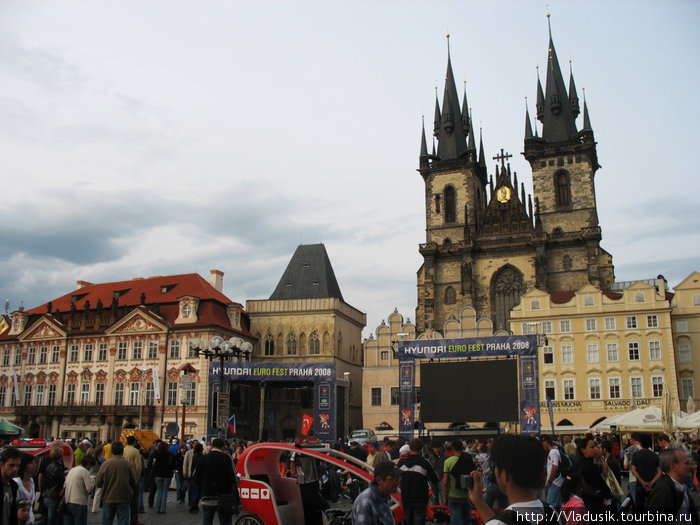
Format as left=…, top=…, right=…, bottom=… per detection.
left=286, top=334, right=297, bottom=355
left=264, top=335, right=275, bottom=356
left=445, top=286, right=456, bottom=304
left=555, top=171, right=571, bottom=208
left=563, top=255, right=572, bottom=271
left=309, top=332, right=320, bottom=355
left=490, top=266, right=525, bottom=332
left=444, top=186, right=457, bottom=223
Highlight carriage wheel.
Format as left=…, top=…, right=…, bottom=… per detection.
left=234, top=514, right=265, bottom=525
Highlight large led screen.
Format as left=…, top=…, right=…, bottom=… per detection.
left=420, top=359, right=519, bottom=423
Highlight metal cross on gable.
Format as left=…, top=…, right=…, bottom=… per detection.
left=493, top=148, right=513, bottom=168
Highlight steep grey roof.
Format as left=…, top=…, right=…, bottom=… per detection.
left=269, top=244, right=344, bottom=301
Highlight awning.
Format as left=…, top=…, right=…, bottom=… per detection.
left=0, top=418, right=23, bottom=436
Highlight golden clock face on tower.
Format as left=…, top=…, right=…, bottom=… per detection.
left=496, top=186, right=512, bottom=203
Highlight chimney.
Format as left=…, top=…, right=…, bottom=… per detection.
left=210, top=270, right=224, bottom=292
left=76, top=280, right=93, bottom=290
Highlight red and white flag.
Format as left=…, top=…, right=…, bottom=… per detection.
left=301, top=413, right=313, bottom=436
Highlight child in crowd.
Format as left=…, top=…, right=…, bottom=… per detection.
left=17, top=498, right=31, bottom=525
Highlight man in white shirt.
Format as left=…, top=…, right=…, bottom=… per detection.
left=541, top=436, right=563, bottom=510
left=468, top=435, right=554, bottom=525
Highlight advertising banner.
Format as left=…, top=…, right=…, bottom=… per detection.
left=207, top=361, right=337, bottom=441
left=398, top=335, right=541, bottom=434
left=398, top=360, right=416, bottom=439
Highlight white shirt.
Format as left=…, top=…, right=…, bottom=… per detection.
left=486, top=498, right=545, bottom=525
left=547, top=447, right=564, bottom=487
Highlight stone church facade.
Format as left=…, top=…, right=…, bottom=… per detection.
left=416, top=23, right=614, bottom=334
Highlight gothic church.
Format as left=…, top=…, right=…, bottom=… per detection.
left=416, top=19, right=615, bottom=333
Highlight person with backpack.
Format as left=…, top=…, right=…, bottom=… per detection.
left=541, top=435, right=566, bottom=510
left=442, top=440, right=475, bottom=525
left=467, top=434, right=557, bottom=525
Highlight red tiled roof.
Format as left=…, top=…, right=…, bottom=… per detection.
left=26, top=273, right=235, bottom=314
left=549, top=291, right=576, bottom=304
left=3, top=273, right=253, bottom=339
left=549, top=289, right=623, bottom=304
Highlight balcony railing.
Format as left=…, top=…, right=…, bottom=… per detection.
left=14, top=403, right=156, bottom=418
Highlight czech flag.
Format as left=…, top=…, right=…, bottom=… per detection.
left=228, top=414, right=236, bottom=435
left=301, top=413, right=313, bottom=436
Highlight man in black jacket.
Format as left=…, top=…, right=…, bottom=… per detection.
left=191, top=438, right=238, bottom=525
left=397, top=438, right=439, bottom=525
left=0, top=446, right=21, bottom=525
left=646, top=448, right=698, bottom=524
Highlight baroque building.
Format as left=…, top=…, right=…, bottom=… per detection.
left=416, top=22, right=613, bottom=334
left=0, top=271, right=252, bottom=442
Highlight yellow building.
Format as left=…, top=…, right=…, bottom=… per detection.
left=509, top=279, right=680, bottom=431
left=670, top=271, right=700, bottom=412
left=362, top=306, right=494, bottom=435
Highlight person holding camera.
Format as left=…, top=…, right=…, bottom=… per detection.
left=467, top=434, right=557, bottom=525
left=397, top=438, right=439, bottom=525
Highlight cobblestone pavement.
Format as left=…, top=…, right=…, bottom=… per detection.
left=85, top=490, right=353, bottom=525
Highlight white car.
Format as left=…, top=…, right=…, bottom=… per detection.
left=348, top=429, right=376, bottom=445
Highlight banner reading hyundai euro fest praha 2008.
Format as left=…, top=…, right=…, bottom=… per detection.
left=209, top=361, right=336, bottom=441
left=397, top=335, right=540, bottom=437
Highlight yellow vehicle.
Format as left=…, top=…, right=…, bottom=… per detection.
left=120, top=429, right=160, bottom=451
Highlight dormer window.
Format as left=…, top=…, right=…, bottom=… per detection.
left=175, top=296, right=199, bottom=325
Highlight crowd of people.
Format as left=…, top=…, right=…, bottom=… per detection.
left=1, top=430, right=699, bottom=525
left=0, top=435, right=248, bottom=525
left=349, top=432, right=700, bottom=525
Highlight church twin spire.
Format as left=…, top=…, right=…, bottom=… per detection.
left=422, top=14, right=594, bottom=166
left=420, top=34, right=477, bottom=163
left=525, top=13, right=594, bottom=143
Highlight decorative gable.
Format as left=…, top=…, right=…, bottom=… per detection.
left=107, top=308, right=167, bottom=335
left=227, top=304, right=243, bottom=331
left=9, top=311, right=29, bottom=336
left=18, top=317, right=66, bottom=341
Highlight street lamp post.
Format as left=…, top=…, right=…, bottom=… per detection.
left=189, top=336, right=253, bottom=439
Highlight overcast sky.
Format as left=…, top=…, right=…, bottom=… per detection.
left=1, top=1, right=698, bottom=338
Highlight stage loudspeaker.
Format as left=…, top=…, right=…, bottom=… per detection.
left=231, top=388, right=241, bottom=406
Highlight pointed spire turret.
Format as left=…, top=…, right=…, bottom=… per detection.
left=525, top=98, right=534, bottom=140
left=582, top=89, right=593, bottom=131
left=420, top=116, right=428, bottom=159
left=467, top=109, right=476, bottom=155
left=461, top=82, right=470, bottom=136
left=536, top=68, right=545, bottom=121
left=540, top=13, right=578, bottom=141
left=478, top=128, right=486, bottom=167
left=434, top=33, right=468, bottom=160
left=433, top=89, right=441, bottom=137
left=568, top=61, right=580, bottom=119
